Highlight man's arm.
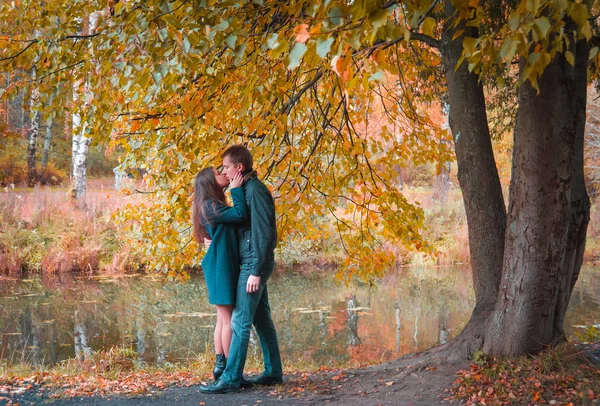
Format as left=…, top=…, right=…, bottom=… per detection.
left=249, top=187, right=276, bottom=277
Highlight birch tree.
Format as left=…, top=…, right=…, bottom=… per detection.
left=40, top=88, right=55, bottom=172
left=26, top=66, right=38, bottom=185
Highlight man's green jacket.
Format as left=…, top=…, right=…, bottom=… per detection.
left=238, top=172, right=277, bottom=277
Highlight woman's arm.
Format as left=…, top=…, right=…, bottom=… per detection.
left=207, top=187, right=249, bottom=224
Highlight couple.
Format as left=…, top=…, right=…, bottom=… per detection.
left=192, top=145, right=283, bottom=394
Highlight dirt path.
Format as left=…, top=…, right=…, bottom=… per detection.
left=8, top=356, right=467, bottom=405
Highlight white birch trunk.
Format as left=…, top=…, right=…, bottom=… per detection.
left=27, top=67, right=39, bottom=185
left=41, top=90, right=55, bottom=172
left=71, top=85, right=90, bottom=202
left=70, top=12, right=100, bottom=202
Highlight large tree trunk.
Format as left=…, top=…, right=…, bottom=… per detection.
left=439, top=0, right=506, bottom=356
left=484, top=30, right=586, bottom=356
left=552, top=39, right=590, bottom=343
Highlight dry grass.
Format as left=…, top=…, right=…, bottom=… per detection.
left=4, top=179, right=599, bottom=276
left=0, top=180, right=143, bottom=275
left=0, top=182, right=475, bottom=276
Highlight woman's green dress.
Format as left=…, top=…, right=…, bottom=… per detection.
left=200, top=187, right=248, bottom=305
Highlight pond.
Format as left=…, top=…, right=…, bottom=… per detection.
left=1, top=266, right=599, bottom=367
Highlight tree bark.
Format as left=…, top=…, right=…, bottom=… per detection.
left=552, top=39, right=590, bottom=344
left=41, top=90, right=55, bottom=172
left=439, top=0, right=506, bottom=355
left=484, top=31, right=583, bottom=355
left=71, top=91, right=90, bottom=201
left=27, top=68, right=39, bottom=186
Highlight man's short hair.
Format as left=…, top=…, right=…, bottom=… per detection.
left=223, top=145, right=253, bottom=171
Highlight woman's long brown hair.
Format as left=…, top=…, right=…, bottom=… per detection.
left=192, top=167, right=227, bottom=243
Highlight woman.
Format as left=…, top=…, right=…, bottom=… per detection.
left=192, top=167, right=247, bottom=380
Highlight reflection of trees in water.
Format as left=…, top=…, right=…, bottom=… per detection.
left=74, top=310, right=92, bottom=361
left=155, top=318, right=168, bottom=365
left=564, top=267, right=600, bottom=337
left=413, top=308, right=420, bottom=348
left=0, top=276, right=219, bottom=366
left=395, top=303, right=401, bottom=352
left=19, top=307, right=42, bottom=365
left=135, top=312, right=146, bottom=364
left=2, top=268, right=598, bottom=367
left=438, top=306, right=450, bottom=344
left=347, top=297, right=360, bottom=347
left=439, top=323, right=449, bottom=344
left=318, top=302, right=329, bottom=345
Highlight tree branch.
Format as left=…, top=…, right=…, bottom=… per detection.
left=0, top=39, right=37, bottom=62
left=60, top=33, right=101, bottom=41
left=281, top=69, right=323, bottom=114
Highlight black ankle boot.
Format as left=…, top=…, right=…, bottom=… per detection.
left=213, top=354, right=227, bottom=380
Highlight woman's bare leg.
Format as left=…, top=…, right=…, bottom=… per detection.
left=215, top=305, right=234, bottom=357
left=214, top=308, right=224, bottom=355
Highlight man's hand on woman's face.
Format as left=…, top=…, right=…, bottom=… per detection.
left=229, top=172, right=243, bottom=188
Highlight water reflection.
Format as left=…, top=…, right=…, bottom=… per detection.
left=0, top=266, right=598, bottom=367
left=346, top=296, right=360, bottom=347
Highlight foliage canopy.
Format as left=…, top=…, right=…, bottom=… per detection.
left=2, top=0, right=598, bottom=279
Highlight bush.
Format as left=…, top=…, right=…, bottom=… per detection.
left=0, top=158, right=66, bottom=186
left=38, top=163, right=67, bottom=186
left=0, top=156, right=26, bottom=186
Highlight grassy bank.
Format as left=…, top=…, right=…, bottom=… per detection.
left=2, top=181, right=600, bottom=275
left=0, top=180, right=142, bottom=275
left=0, top=182, right=471, bottom=276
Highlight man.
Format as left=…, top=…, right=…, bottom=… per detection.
left=200, top=145, right=283, bottom=394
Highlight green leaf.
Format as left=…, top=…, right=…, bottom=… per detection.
left=270, top=39, right=288, bottom=59
left=182, top=37, right=191, bottom=53
left=214, top=20, right=229, bottom=32
left=348, top=33, right=361, bottom=50
left=316, top=37, right=334, bottom=59
left=267, top=33, right=279, bottom=49
left=565, top=50, right=574, bottom=66
left=569, top=3, right=588, bottom=28
left=234, top=43, right=246, bottom=64
left=329, top=7, right=343, bottom=26
left=226, top=34, right=237, bottom=49
left=581, top=21, right=592, bottom=41
left=187, top=31, right=201, bottom=46
left=368, top=70, right=386, bottom=84
left=158, top=27, right=168, bottom=42
left=114, top=2, right=124, bottom=15
left=508, top=13, right=519, bottom=31
left=371, top=9, right=389, bottom=30
left=452, top=29, right=464, bottom=41
left=288, top=42, right=307, bottom=70
left=422, top=17, right=436, bottom=37
left=526, top=0, right=540, bottom=14
left=534, top=17, right=550, bottom=39
left=462, top=37, right=478, bottom=54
